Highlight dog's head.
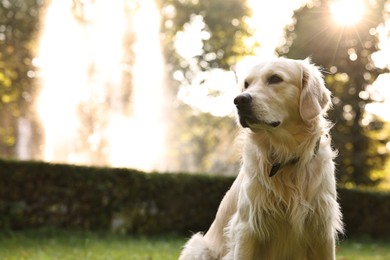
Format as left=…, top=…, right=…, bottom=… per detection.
left=234, top=58, right=331, bottom=132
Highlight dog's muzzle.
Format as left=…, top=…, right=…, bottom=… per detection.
left=234, top=93, right=254, bottom=128
left=234, top=93, right=280, bottom=128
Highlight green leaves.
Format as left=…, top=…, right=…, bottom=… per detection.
left=280, top=0, right=389, bottom=186
left=0, top=0, right=43, bottom=155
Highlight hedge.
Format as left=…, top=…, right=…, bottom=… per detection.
left=0, top=159, right=389, bottom=238
left=0, top=159, right=233, bottom=234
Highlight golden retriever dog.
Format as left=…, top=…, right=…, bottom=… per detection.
left=179, top=58, right=344, bottom=260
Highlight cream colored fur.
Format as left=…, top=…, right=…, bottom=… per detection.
left=179, top=58, right=343, bottom=260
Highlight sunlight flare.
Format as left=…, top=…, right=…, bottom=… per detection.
left=330, top=0, right=365, bottom=26
left=36, top=0, right=168, bottom=171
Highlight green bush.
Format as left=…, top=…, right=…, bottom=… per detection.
left=1, top=159, right=389, bottom=238
left=0, top=159, right=233, bottom=234
left=339, top=188, right=390, bottom=238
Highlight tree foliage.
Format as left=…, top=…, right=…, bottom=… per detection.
left=166, top=103, right=240, bottom=174
left=279, top=0, right=390, bottom=186
left=159, top=0, right=256, bottom=87
left=0, top=0, right=44, bottom=157
left=159, top=0, right=254, bottom=174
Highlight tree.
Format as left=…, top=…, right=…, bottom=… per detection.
left=167, top=103, right=240, bottom=174
left=158, top=0, right=255, bottom=174
left=0, top=0, right=45, bottom=158
left=159, top=0, right=256, bottom=89
left=278, top=0, right=389, bottom=186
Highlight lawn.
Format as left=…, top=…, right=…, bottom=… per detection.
left=0, top=229, right=389, bottom=260
left=0, top=229, right=182, bottom=260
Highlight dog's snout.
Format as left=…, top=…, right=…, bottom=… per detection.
left=234, top=93, right=252, bottom=107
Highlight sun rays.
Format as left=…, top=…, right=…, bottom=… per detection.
left=330, top=0, right=365, bottom=26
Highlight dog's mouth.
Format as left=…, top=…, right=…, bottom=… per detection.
left=237, top=112, right=281, bottom=129
left=234, top=94, right=280, bottom=130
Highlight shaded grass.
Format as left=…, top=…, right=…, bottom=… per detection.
left=0, top=229, right=389, bottom=259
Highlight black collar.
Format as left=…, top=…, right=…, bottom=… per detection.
left=268, top=138, right=321, bottom=177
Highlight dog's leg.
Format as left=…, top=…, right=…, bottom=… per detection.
left=305, top=198, right=342, bottom=260
left=306, top=235, right=336, bottom=260
left=233, top=230, right=256, bottom=260
left=223, top=221, right=256, bottom=260
left=179, top=171, right=245, bottom=259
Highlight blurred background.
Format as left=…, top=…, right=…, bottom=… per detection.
left=0, top=0, right=389, bottom=189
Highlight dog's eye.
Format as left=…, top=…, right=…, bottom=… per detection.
left=267, top=75, right=283, bottom=85
left=244, top=81, right=250, bottom=89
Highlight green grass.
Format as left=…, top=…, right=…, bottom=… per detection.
left=337, top=238, right=390, bottom=260
left=0, top=229, right=183, bottom=260
left=0, top=229, right=389, bottom=260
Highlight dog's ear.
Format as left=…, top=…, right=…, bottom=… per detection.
left=299, top=60, right=331, bottom=121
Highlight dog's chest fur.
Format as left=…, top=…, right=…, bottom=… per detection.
left=239, top=141, right=325, bottom=240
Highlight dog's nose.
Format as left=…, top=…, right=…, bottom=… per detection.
left=234, top=93, right=252, bottom=107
